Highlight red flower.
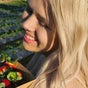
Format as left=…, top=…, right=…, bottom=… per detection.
left=0, top=65, right=7, bottom=74
left=1, top=79, right=11, bottom=87
left=0, top=70, right=3, bottom=74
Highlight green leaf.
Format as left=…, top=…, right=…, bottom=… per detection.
left=6, top=57, right=11, bottom=62
left=7, top=71, right=17, bottom=82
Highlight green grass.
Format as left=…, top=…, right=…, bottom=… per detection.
left=0, top=0, right=27, bottom=60
left=0, top=0, right=26, bottom=6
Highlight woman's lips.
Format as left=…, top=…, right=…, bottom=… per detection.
left=24, top=34, right=37, bottom=44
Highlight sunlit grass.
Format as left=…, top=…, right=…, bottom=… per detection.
left=0, top=0, right=26, bottom=6
left=0, top=0, right=26, bottom=59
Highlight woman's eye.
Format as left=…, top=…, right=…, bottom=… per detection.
left=39, top=21, right=45, bottom=26
left=44, top=24, right=49, bottom=29
left=39, top=21, right=49, bottom=29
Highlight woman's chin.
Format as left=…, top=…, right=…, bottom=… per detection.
left=23, top=41, right=40, bottom=52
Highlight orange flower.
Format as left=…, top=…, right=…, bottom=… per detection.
left=5, top=62, right=16, bottom=68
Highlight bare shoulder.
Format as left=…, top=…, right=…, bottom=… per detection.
left=66, top=72, right=86, bottom=88
left=66, top=78, right=84, bottom=88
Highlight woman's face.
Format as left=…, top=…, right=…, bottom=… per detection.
left=22, top=0, right=58, bottom=53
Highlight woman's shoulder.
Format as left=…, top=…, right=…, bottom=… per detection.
left=18, top=72, right=87, bottom=88
left=66, top=72, right=86, bottom=88
left=66, top=78, right=84, bottom=88
left=27, top=74, right=86, bottom=88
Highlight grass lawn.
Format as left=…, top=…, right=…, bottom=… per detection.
left=0, top=0, right=26, bottom=6
left=0, top=0, right=28, bottom=61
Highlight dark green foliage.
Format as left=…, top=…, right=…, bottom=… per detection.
left=0, top=0, right=27, bottom=60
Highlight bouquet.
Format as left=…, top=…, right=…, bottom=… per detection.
left=0, top=56, right=33, bottom=88
left=0, top=56, right=23, bottom=88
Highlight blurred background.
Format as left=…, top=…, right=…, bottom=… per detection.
left=0, top=0, right=34, bottom=66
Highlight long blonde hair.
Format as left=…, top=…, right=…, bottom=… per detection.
left=48, top=0, right=88, bottom=87
left=30, top=0, right=88, bottom=88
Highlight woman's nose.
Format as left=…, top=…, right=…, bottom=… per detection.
left=22, top=14, right=38, bottom=32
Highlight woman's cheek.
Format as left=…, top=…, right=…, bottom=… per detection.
left=37, top=28, right=48, bottom=44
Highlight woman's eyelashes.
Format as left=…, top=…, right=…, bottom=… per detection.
left=37, top=17, right=49, bottom=29
left=26, top=6, right=33, bottom=15
left=39, top=21, right=49, bottom=29
left=25, top=5, right=49, bottom=29
left=22, top=6, right=33, bottom=22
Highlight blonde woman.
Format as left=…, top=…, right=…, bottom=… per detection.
left=22, top=0, right=88, bottom=88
